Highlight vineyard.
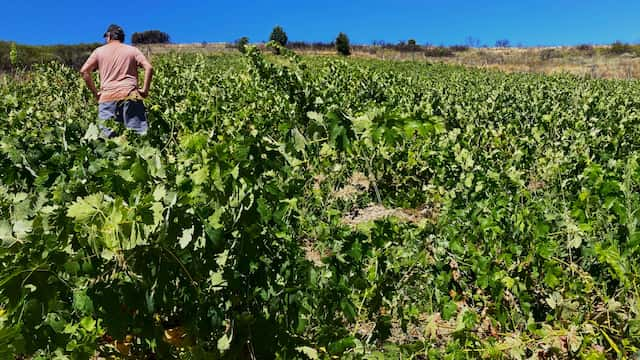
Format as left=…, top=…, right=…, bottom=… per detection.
left=1, top=45, right=640, bottom=359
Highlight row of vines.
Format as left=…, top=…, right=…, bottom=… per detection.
left=1, top=45, right=640, bottom=358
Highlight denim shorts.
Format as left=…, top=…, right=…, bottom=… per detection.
left=98, top=99, right=148, bottom=137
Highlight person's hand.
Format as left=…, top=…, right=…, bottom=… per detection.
left=94, top=91, right=101, bottom=102
left=138, top=88, right=149, bottom=98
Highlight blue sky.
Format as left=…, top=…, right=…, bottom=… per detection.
left=3, top=1, right=640, bottom=46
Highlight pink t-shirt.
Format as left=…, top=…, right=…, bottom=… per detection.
left=83, top=43, right=150, bottom=102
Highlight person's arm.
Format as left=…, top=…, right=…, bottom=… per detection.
left=80, top=55, right=100, bottom=101
left=137, top=57, right=153, bottom=98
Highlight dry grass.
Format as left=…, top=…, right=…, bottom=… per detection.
left=332, top=172, right=371, bottom=201
left=141, top=43, right=640, bottom=80
left=140, top=42, right=235, bottom=56
left=341, top=46, right=640, bottom=79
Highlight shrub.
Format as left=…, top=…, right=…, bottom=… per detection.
left=540, top=48, right=562, bottom=61
left=131, top=30, right=170, bottom=45
left=575, top=44, right=593, bottom=52
left=336, top=32, right=351, bottom=56
left=424, top=46, right=454, bottom=57
left=405, top=39, right=420, bottom=52
left=449, top=45, right=469, bottom=52
left=392, top=40, right=424, bottom=53
left=287, top=41, right=333, bottom=50
left=609, top=41, right=633, bottom=55
left=9, top=42, right=18, bottom=68
left=574, top=44, right=595, bottom=56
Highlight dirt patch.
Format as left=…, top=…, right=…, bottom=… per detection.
left=394, top=313, right=458, bottom=345
left=312, top=174, right=327, bottom=191
left=341, top=204, right=438, bottom=226
left=527, top=179, right=545, bottom=192
left=354, top=321, right=376, bottom=338
left=301, top=238, right=327, bottom=267
left=401, top=205, right=440, bottom=223
left=342, top=204, right=398, bottom=225
left=348, top=172, right=371, bottom=189
left=351, top=312, right=459, bottom=346
left=333, top=185, right=361, bottom=200
left=333, top=172, right=371, bottom=200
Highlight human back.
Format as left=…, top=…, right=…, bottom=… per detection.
left=89, top=42, right=148, bottom=102
left=80, top=24, right=154, bottom=137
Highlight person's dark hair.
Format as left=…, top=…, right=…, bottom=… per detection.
left=104, top=24, right=125, bottom=42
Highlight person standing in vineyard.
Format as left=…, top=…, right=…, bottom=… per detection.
left=80, top=24, right=153, bottom=137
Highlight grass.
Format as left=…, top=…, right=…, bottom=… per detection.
left=141, top=43, right=640, bottom=79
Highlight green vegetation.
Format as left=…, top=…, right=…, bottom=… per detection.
left=606, top=41, right=640, bottom=56
left=9, top=43, right=17, bottom=69
left=235, top=36, right=249, bottom=54
left=0, top=41, right=99, bottom=71
left=2, top=47, right=640, bottom=358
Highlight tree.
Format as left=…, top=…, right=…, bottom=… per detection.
left=269, top=26, right=288, bottom=47
left=236, top=37, right=249, bottom=54
left=407, top=39, right=418, bottom=52
left=269, top=26, right=288, bottom=55
left=131, top=30, right=170, bottom=45
left=336, top=32, right=351, bottom=56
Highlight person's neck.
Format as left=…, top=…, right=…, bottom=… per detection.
left=107, top=40, right=122, bottom=45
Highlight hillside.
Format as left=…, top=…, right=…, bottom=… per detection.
left=143, top=42, right=640, bottom=79
left=4, top=40, right=640, bottom=80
